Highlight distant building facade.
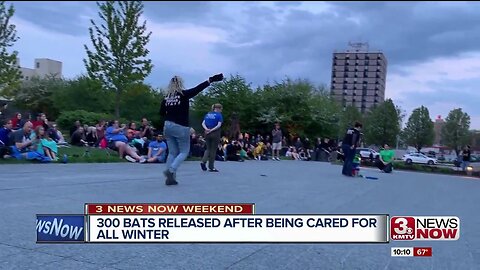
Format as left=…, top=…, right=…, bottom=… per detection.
left=433, top=115, right=445, bottom=146
left=16, top=58, right=62, bottom=80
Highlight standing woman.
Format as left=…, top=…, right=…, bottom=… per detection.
left=160, top=73, right=223, bottom=185
left=200, top=103, right=223, bottom=172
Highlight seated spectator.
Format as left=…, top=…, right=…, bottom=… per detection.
left=105, top=120, right=145, bottom=163
left=71, top=127, right=88, bottom=147
left=376, top=144, right=394, bottom=173
left=216, top=143, right=225, bottom=161
left=0, top=119, right=13, bottom=146
left=9, top=121, right=41, bottom=160
left=286, top=146, right=300, bottom=160
left=70, top=120, right=81, bottom=137
left=294, top=137, right=303, bottom=151
left=0, top=119, right=13, bottom=158
left=255, top=134, right=263, bottom=144
left=226, top=140, right=243, bottom=161
left=50, top=124, right=67, bottom=145
left=243, top=142, right=255, bottom=160
left=96, top=120, right=106, bottom=142
left=265, top=142, right=273, bottom=157
left=138, top=118, right=154, bottom=141
left=298, top=148, right=311, bottom=161
left=11, top=113, right=24, bottom=130
left=127, top=122, right=147, bottom=151
left=33, top=126, right=58, bottom=161
left=47, top=124, right=60, bottom=142
left=86, top=126, right=98, bottom=146
left=264, top=135, right=271, bottom=144
left=146, top=134, right=167, bottom=163
left=190, top=133, right=205, bottom=158
left=253, top=141, right=266, bottom=160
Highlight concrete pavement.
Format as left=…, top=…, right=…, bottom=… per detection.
left=0, top=161, right=479, bottom=269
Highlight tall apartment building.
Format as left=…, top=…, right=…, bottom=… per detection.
left=16, top=58, right=62, bottom=80
left=433, top=115, right=445, bottom=146
left=330, top=45, right=387, bottom=113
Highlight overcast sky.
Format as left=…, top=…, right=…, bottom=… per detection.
left=9, top=1, right=480, bottom=129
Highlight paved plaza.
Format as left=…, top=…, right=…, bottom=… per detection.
left=0, top=161, right=479, bottom=269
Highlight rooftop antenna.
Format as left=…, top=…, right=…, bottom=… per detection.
left=348, top=41, right=369, bottom=52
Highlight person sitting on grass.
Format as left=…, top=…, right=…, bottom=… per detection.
left=105, top=120, right=145, bottom=163
left=286, top=146, right=300, bottom=160
left=71, top=127, right=88, bottom=147
left=0, top=119, right=13, bottom=147
left=226, top=140, right=244, bottom=161
left=70, top=120, right=81, bottom=137
left=253, top=141, right=266, bottom=160
left=376, top=144, right=394, bottom=173
left=9, top=121, right=42, bottom=161
left=33, top=125, right=58, bottom=161
left=146, top=133, right=167, bottom=163
left=216, top=143, right=225, bottom=161
left=86, top=126, right=98, bottom=147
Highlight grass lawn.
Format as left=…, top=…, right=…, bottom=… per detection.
left=0, top=146, right=205, bottom=164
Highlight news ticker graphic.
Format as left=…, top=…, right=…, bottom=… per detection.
left=35, top=204, right=460, bottom=244
left=390, top=216, right=460, bottom=241
left=87, top=214, right=388, bottom=243
left=391, top=247, right=433, bottom=257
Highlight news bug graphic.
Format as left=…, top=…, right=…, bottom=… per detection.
left=390, top=216, right=460, bottom=241
left=36, top=215, right=85, bottom=243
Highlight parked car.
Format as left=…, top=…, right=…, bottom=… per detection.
left=402, top=153, right=437, bottom=165
left=355, top=148, right=380, bottom=160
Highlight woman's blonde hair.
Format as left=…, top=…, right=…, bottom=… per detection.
left=166, top=76, right=185, bottom=97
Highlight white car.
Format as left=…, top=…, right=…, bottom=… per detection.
left=356, top=148, right=380, bottom=159
left=402, top=153, right=437, bottom=165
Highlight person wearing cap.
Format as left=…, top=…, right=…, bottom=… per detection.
left=147, top=133, right=168, bottom=163
left=200, top=103, right=223, bottom=172
left=160, top=73, right=224, bottom=185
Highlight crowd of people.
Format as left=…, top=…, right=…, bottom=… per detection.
left=0, top=112, right=168, bottom=164
left=0, top=73, right=399, bottom=186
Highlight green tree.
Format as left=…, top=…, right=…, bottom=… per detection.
left=441, top=108, right=470, bottom=155
left=363, top=99, right=402, bottom=146
left=52, top=76, right=115, bottom=114
left=12, top=76, right=65, bottom=118
left=84, top=1, right=153, bottom=118
left=0, top=1, right=21, bottom=95
left=402, top=105, right=434, bottom=152
left=191, top=75, right=258, bottom=136
left=257, top=79, right=311, bottom=138
left=119, top=82, right=162, bottom=127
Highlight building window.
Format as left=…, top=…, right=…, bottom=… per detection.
left=36, top=62, right=40, bottom=68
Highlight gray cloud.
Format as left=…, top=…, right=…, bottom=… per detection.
left=10, top=1, right=480, bottom=127
left=11, top=1, right=96, bottom=36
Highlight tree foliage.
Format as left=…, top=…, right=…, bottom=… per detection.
left=363, top=99, right=403, bottom=146
left=402, top=105, right=434, bottom=152
left=441, top=108, right=470, bottom=155
left=0, top=1, right=21, bottom=95
left=84, top=0, right=153, bottom=117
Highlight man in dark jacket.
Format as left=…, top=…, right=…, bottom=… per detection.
left=341, top=122, right=362, bottom=176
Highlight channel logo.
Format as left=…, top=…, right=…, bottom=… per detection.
left=390, top=216, right=460, bottom=241
left=36, top=215, right=85, bottom=243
